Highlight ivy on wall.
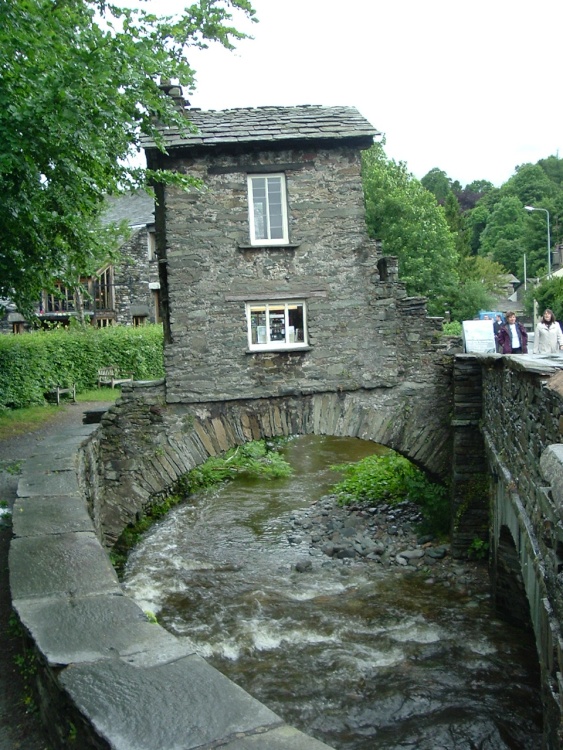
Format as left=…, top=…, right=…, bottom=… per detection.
left=0, top=325, right=164, bottom=409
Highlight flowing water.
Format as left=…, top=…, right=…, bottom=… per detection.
left=123, top=435, right=543, bottom=749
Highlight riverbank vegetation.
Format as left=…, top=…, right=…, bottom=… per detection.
left=331, top=452, right=450, bottom=536
left=176, top=440, right=293, bottom=495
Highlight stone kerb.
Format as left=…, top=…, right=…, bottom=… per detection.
left=9, top=400, right=333, bottom=750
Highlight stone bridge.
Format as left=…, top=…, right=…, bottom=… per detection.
left=10, top=349, right=563, bottom=748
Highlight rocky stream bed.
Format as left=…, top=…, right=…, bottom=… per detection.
left=286, top=495, right=490, bottom=592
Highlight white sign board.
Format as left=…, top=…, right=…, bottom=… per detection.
left=462, top=320, right=496, bottom=354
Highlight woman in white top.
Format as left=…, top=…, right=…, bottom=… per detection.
left=533, top=309, right=563, bottom=354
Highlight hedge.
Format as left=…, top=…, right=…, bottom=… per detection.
left=0, top=325, right=165, bottom=409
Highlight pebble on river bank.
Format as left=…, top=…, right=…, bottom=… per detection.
left=287, top=495, right=489, bottom=592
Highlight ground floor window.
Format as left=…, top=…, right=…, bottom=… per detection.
left=246, top=301, right=307, bottom=350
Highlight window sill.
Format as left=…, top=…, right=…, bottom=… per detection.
left=237, top=243, right=301, bottom=252
left=245, top=346, right=312, bottom=355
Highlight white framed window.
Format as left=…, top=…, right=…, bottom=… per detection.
left=247, top=174, right=289, bottom=245
left=246, top=301, right=307, bottom=351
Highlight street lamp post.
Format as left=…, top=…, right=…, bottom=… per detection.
left=524, top=205, right=551, bottom=278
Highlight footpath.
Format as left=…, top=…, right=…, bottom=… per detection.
left=0, top=402, right=112, bottom=750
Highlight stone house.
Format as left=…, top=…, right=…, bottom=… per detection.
left=144, top=92, right=443, bottom=405
left=0, top=192, right=161, bottom=333
left=96, top=191, right=161, bottom=327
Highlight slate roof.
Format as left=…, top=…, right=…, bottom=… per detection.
left=102, top=191, right=155, bottom=227
left=143, top=105, right=379, bottom=151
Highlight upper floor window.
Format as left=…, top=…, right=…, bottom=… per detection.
left=247, top=174, right=288, bottom=245
left=246, top=301, right=307, bottom=351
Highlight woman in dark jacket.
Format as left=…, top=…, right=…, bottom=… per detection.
left=497, top=311, right=528, bottom=354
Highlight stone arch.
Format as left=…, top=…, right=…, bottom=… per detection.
left=89, top=382, right=453, bottom=547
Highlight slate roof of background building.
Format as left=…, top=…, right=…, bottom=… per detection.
left=142, top=105, right=380, bottom=151
left=102, top=191, right=155, bottom=227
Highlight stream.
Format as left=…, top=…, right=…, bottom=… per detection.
left=123, top=435, right=543, bottom=749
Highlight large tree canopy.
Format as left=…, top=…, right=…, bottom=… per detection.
left=362, top=144, right=459, bottom=316
left=0, top=0, right=254, bottom=313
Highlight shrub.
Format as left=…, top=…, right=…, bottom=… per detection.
left=0, top=325, right=164, bottom=409
left=331, top=451, right=450, bottom=536
left=442, top=320, right=462, bottom=336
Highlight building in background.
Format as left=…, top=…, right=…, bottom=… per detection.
left=0, top=191, right=160, bottom=333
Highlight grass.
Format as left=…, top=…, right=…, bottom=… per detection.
left=0, top=388, right=118, bottom=441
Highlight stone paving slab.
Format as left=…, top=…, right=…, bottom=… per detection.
left=17, top=469, right=80, bottom=498
left=14, top=593, right=194, bottom=667
left=23, top=425, right=98, bottom=460
left=21, top=453, right=77, bottom=472
left=10, top=532, right=120, bottom=600
left=60, top=653, right=283, bottom=750
left=221, top=725, right=333, bottom=749
left=12, top=495, right=94, bottom=537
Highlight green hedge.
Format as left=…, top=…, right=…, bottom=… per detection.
left=0, top=325, right=164, bottom=409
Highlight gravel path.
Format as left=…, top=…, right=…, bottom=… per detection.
left=0, top=402, right=112, bottom=750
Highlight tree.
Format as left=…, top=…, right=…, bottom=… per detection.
left=362, top=144, right=458, bottom=315
left=465, top=180, right=495, bottom=195
left=479, top=196, right=528, bottom=275
left=523, top=277, right=563, bottom=322
left=0, top=0, right=255, bottom=314
left=501, top=163, right=558, bottom=206
left=420, top=167, right=452, bottom=204
left=538, top=155, right=563, bottom=188
left=443, top=192, right=471, bottom=259
left=448, top=279, right=495, bottom=323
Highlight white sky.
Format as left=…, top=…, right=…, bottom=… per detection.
left=153, top=0, right=562, bottom=187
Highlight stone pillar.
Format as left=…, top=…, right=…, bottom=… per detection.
left=451, top=355, right=489, bottom=558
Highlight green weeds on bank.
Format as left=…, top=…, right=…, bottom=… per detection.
left=177, top=439, right=292, bottom=495
left=8, top=613, right=38, bottom=714
left=331, top=451, right=450, bottom=536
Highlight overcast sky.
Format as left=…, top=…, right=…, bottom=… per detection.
left=158, top=0, right=561, bottom=187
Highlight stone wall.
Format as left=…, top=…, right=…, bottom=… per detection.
left=157, top=144, right=444, bottom=404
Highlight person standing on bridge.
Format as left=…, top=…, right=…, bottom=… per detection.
left=533, top=309, right=563, bottom=354
left=497, top=312, right=528, bottom=354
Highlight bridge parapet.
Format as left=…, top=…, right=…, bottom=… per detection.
left=454, top=353, right=563, bottom=748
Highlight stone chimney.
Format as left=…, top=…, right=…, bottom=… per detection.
left=159, top=80, right=190, bottom=111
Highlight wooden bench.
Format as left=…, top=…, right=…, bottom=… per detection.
left=45, top=384, right=76, bottom=406
left=97, top=366, right=134, bottom=389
